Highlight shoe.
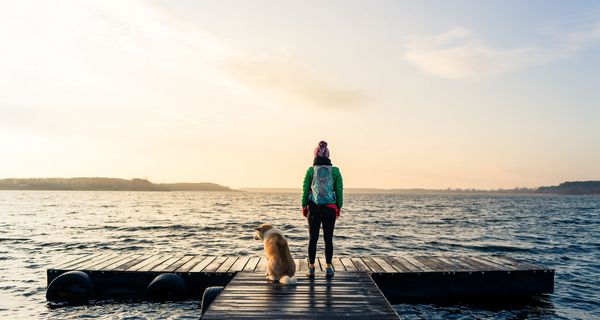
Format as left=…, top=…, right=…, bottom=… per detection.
left=325, top=267, right=334, bottom=278
left=306, top=267, right=315, bottom=278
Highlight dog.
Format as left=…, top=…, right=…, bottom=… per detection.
left=254, top=224, right=297, bottom=285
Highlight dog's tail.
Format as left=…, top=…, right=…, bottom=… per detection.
left=280, top=275, right=297, bottom=285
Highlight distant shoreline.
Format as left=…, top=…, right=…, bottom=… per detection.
left=0, top=178, right=234, bottom=192
left=1, top=178, right=599, bottom=195
left=242, top=181, right=600, bottom=195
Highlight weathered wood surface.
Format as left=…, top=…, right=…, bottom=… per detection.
left=201, top=271, right=400, bottom=319
left=48, top=254, right=551, bottom=274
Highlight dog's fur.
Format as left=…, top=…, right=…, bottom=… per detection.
left=254, top=224, right=297, bottom=285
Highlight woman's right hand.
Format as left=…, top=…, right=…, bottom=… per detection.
left=302, top=206, right=309, bottom=217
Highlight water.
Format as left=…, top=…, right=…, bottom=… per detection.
left=0, top=191, right=599, bottom=319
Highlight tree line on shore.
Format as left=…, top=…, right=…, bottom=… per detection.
left=0, top=178, right=233, bottom=191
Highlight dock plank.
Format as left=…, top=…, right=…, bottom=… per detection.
left=350, top=258, right=370, bottom=272
left=404, top=256, right=434, bottom=272
left=151, top=255, right=185, bottom=272
left=137, top=255, right=173, bottom=272
left=164, top=255, right=195, bottom=272
left=341, top=257, right=358, bottom=272
left=362, top=257, right=384, bottom=273
left=92, top=254, right=132, bottom=271
left=391, top=257, right=422, bottom=273
left=255, top=257, right=267, bottom=273
left=229, top=257, right=251, bottom=272
left=242, top=257, right=260, bottom=272
left=372, top=257, right=397, bottom=273
left=216, top=256, right=238, bottom=273
left=176, top=255, right=207, bottom=272
left=77, top=253, right=121, bottom=270
left=203, top=256, right=228, bottom=273
left=52, top=253, right=99, bottom=270
left=190, top=256, right=218, bottom=272
left=299, top=258, right=308, bottom=272
left=128, top=255, right=165, bottom=272
left=331, top=258, right=346, bottom=271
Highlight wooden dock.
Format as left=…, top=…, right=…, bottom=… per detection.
left=47, top=253, right=554, bottom=302
left=201, top=271, right=400, bottom=319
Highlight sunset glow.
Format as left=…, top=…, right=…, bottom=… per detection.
left=2, top=0, right=600, bottom=189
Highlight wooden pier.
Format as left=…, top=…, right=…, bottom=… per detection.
left=201, top=271, right=400, bottom=319
left=47, top=253, right=553, bottom=302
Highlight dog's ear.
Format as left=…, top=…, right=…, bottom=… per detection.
left=255, top=227, right=261, bottom=232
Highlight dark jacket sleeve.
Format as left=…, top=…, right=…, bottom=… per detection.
left=301, top=167, right=313, bottom=207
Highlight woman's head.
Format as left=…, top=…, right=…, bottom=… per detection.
left=314, top=141, right=329, bottom=158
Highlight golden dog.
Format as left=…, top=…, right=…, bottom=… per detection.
left=254, top=224, right=296, bottom=285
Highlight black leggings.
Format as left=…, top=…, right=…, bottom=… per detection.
left=307, top=205, right=336, bottom=265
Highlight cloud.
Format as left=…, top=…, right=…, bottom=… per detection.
left=403, top=22, right=600, bottom=79
left=224, top=56, right=367, bottom=109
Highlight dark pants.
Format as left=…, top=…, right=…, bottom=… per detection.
left=307, top=204, right=336, bottom=265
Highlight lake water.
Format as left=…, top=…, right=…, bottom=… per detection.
left=0, top=191, right=598, bottom=319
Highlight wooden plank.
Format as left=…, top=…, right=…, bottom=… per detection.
left=91, top=254, right=133, bottom=271
left=361, top=257, right=384, bottom=273
left=391, top=257, right=422, bottom=273
left=203, top=256, right=229, bottom=273
left=428, top=257, right=462, bottom=272
left=229, top=257, right=251, bottom=272
left=317, top=258, right=326, bottom=271
left=151, top=255, right=185, bottom=272
left=216, top=256, right=239, bottom=273
left=176, top=255, right=206, bottom=272
left=190, top=256, right=218, bottom=272
left=112, top=255, right=153, bottom=271
left=299, top=258, right=308, bottom=272
left=137, top=255, right=173, bottom=272
left=385, top=257, right=411, bottom=273
left=478, top=256, right=519, bottom=270
left=52, top=253, right=99, bottom=269
left=255, top=257, right=267, bottom=273
left=438, top=256, right=478, bottom=271
left=127, top=255, right=165, bottom=272
left=242, top=257, right=260, bottom=272
left=331, top=258, right=346, bottom=271
left=77, top=253, right=121, bottom=270
left=294, top=259, right=301, bottom=272
left=404, top=256, right=434, bottom=272
left=485, top=256, right=530, bottom=270
left=163, top=255, right=195, bottom=272
left=414, top=256, right=448, bottom=272
left=350, top=257, right=370, bottom=272
left=468, top=256, right=505, bottom=271
left=457, top=257, right=497, bottom=271
left=372, top=257, right=397, bottom=273
left=104, top=254, right=141, bottom=271
left=340, top=257, right=357, bottom=272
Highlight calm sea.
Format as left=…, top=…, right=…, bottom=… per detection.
left=0, top=191, right=598, bottom=319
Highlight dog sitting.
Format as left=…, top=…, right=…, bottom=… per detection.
left=254, top=224, right=297, bottom=285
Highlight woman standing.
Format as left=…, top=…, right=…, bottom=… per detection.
left=301, top=141, right=343, bottom=278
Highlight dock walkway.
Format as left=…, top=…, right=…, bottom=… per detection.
left=201, top=271, right=400, bottom=319
left=47, top=254, right=554, bottom=301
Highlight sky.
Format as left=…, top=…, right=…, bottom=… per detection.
left=1, top=0, right=600, bottom=189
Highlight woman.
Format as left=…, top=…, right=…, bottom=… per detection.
left=301, top=141, right=343, bottom=278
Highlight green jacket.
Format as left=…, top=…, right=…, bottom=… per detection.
left=301, top=166, right=343, bottom=208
